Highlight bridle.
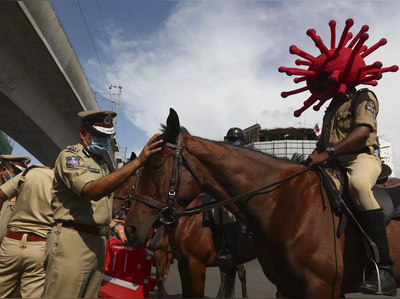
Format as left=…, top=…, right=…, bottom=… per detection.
left=130, top=132, right=315, bottom=228
left=131, top=133, right=204, bottom=227
left=113, top=168, right=141, bottom=218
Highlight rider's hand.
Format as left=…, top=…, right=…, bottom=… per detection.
left=306, top=151, right=329, bottom=166
left=137, top=133, right=163, bottom=167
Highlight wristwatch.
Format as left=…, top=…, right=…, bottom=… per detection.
left=326, top=146, right=335, bottom=158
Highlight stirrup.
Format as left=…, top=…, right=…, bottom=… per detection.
left=362, top=259, right=383, bottom=295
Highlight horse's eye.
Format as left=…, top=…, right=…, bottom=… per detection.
left=152, top=163, right=163, bottom=171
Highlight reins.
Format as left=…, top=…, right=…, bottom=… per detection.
left=130, top=132, right=315, bottom=226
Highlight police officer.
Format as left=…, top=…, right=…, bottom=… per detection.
left=0, top=155, right=30, bottom=244
left=307, top=87, right=396, bottom=295
left=43, top=110, right=162, bottom=298
left=0, top=164, right=53, bottom=298
left=217, top=127, right=246, bottom=266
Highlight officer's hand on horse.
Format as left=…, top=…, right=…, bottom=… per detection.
left=306, top=152, right=329, bottom=166
left=137, top=133, right=163, bottom=167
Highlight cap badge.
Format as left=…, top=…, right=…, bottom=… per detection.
left=104, top=113, right=112, bottom=125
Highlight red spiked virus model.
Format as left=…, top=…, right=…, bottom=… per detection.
left=279, top=18, right=398, bottom=117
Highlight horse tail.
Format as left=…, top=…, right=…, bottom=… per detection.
left=222, top=266, right=236, bottom=298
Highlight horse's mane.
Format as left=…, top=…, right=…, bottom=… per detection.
left=159, top=124, right=305, bottom=165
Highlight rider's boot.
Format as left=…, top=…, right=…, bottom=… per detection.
left=218, top=223, right=237, bottom=267
left=358, top=208, right=397, bottom=296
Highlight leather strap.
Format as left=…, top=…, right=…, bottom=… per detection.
left=62, top=221, right=101, bottom=236
left=6, top=231, right=46, bottom=242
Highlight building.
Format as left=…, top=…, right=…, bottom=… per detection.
left=244, top=124, right=318, bottom=159
left=0, top=131, right=13, bottom=156
left=378, top=137, right=395, bottom=177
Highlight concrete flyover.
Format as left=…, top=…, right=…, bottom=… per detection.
left=0, top=1, right=121, bottom=169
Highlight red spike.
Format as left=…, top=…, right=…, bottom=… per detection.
left=279, top=66, right=288, bottom=73
left=338, top=84, right=347, bottom=95
left=350, top=33, right=368, bottom=58
left=328, top=70, right=340, bottom=82
left=294, top=76, right=307, bottom=83
left=289, top=45, right=316, bottom=62
left=367, top=65, right=398, bottom=74
left=313, top=99, right=328, bottom=111
left=329, top=20, right=336, bottom=49
left=295, top=59, right=312, bottom=66
left=344, top=32, right=353, bottom=47
left=348, top=25, right=369, bottom=49
left=360, top=61, right=382, bottom=72
left=360, top=81, right=379, bottom=86
left=307, top=29, right=331, bottom=59
left=337, top=19, right=354, bottom=49
left=359, top=73, right=382, bottom=84
left=294, top=95, right=317, bottom=117
left=281, top=86, right=309, bottom=98
left=359, top=45, right=368, bottom=54
left=286, top=68, right=315, bottom=76
left=360, top=38, right=387, bottom=58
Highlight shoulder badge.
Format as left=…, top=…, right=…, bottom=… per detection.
left=365, top=99, right=377, bottom=115
left=66, top=156, right=80, bottom=168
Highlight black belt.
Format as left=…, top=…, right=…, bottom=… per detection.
left=338, top=146, right=371, bottom=156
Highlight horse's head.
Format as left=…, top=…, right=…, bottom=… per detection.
left=125, top=108, right=203, bottom=248
left=113, top=155, right=139, bottom=220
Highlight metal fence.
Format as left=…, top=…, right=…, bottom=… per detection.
left=246, top=140, right=317, bottom=159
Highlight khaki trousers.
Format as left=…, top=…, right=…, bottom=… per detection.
left=43, top=224, right=106, bottom=298
left=0, top=235, right=46, bottom=298
left=0, top=201, right=15, bottom=244
left=338, top=152, right=382, bottom=211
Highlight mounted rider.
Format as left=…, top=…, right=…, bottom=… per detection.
left=217, top=127, right=246, bottom=267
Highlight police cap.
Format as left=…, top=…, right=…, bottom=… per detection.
left=0, top=155, right=31, bottom=172
left=78, top=110, right=117, bottom=135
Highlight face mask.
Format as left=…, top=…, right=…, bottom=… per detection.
left=86, top=131, right=111, bottom=155
left=230, top=141, right=241, bottom=146
left=2, top=169, right=14, bottom=183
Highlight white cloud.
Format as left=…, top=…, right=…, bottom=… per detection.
left=86, top=1, right=400, bottom=173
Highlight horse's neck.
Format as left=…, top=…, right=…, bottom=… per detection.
left=185, top=136, right=297, bottom=201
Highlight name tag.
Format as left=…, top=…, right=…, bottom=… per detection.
left=88, top=167, right=100, bottom=174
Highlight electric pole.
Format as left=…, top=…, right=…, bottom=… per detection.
left=109, top=85, right=122, bottom=125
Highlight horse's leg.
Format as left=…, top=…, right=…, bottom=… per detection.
left=164, top=252, right=173, bottom=280
left=216, top=266, right=227, bottom=298
left=177, top=260, right=193, bottom=298
left=236, top=264, right=248, bottom=298
left=154, top=249, right=168, bottom=298
left=187, top=259, right=207, bottom=298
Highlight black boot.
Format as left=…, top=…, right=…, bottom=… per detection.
left=357, top=209, right=397, bottom=296
left=218, top=223, right=237, bottom=267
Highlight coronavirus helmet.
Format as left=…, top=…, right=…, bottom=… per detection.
left=279, top=18, right=398, bottom=117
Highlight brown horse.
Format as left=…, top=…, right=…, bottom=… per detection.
left=113, top=166, right=173, bottom=298
left=124, top=108, right=400, bottom=297
left=119, top=164, right=254, bottom=297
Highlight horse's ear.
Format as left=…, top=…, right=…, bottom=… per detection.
left=166, top=108, right=180, bottom=144
left=130, top=152, right=137, bottom=161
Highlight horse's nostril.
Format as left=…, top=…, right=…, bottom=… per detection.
left=125, top=225, right=137, bottom=239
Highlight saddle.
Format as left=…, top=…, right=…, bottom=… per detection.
left=319, top=161, right=400, bottom=236
left=201, top=194, right=253, bottom=237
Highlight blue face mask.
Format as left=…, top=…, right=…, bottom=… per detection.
left=86, top=131, right=111, bottom=155
left=2, top=169, right=14, bottom=183
left=232, top=141, right=241, bottom=146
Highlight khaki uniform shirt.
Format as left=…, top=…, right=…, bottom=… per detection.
left=52, top=143, right=112, bottom=226
left=317, top=88, right=379, bottom=152
left=0, top=199, right=15, bottom=243
left=0, top=166, right=54, bottom=239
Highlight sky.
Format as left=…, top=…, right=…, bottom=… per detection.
left=11, top=0, right=400, bottom=174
